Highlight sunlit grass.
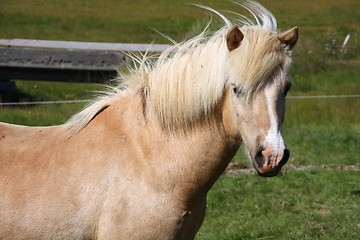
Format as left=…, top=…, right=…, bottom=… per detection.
left=197, top=170, right=360, bottom=239
left=0, top=103, right=86, bottom=126
left=0, top=81, right=101, bottom=125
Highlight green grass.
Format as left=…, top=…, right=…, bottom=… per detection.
left=0, top=81, right=101, bottom=126
left=284, top=125, right=359, bottom=166
left=0, top=0, right=359, bottom=239
left=197, top=170, right=360, bottom=239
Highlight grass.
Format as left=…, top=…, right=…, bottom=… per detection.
left=197, top=170, right=360, bottom=239
left=0, top=81, right=100, bottom=126
left=0, top=0, right=359, bottom=239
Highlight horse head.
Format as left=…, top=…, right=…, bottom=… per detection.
left=222, top=25, right=298, bottom=177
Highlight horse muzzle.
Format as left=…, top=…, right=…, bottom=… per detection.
left=253, top=148, right=290, bottom=177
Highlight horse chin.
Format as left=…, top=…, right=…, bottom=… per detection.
left=252, top=162, right=282, bottom=177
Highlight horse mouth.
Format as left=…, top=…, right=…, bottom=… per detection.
left=252, top=149, right=290, bottom=177
left=254, top=164, right=282, bottom=177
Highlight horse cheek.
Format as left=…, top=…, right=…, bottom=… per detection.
left=221, top=90, right=241, bottom=140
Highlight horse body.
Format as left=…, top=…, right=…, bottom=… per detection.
left=0, top=1, right=298, bottom=239
left=0, top=92, right=238, bottom=239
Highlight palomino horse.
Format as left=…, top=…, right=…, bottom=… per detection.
left=0, top=1, right=298, bottom=239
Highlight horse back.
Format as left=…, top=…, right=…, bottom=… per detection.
left=0, top=122, right=62, bottom=163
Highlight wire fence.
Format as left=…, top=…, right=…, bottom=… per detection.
left=0, top=99, right=91, bottom=106
left=287, top=94, right=360, bottom=99
left=0, top=94, right=359, bottom=106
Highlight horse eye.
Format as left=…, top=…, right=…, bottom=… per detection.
left=231, top=84, right=242, bottom=97
left=232, top=84, right=238, bottom=94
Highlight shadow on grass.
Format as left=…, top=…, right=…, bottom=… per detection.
left=0, top=80, right=34, bottom=104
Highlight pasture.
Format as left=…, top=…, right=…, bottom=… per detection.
left=1, top=0, right=359, bottom=239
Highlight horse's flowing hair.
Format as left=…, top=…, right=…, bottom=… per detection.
left=65, top=1, right=292, bottom=133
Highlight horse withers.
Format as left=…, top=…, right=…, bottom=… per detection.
left=0, top=1, right=297, bottom=239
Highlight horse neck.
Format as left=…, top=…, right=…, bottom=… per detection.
left=141, top=98, right=239, bottom=202
left=103, top=92, right=239, bottom=199
left=95, top=91, right=238, bottom=206
left=171, top=122, right=239, bottom=196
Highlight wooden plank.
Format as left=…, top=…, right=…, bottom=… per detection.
left=0, top=47, right=123, bottom=82
left=0, top=39, right=170, bottom=83
left=0, top=39, right=170, bottom=52
left=0, top=66, right=116, bottom=83
left=0, top=48, right=125, bottom=71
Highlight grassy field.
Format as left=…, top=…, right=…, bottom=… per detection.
left=1, top=0, right=359, bottom=239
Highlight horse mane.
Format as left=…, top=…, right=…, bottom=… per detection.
left=64, top=1, right=291, bottom=134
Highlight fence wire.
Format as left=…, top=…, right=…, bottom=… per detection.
left=0, top=95, right=359, bottom=106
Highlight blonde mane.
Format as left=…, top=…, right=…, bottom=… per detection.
left=65, top=1, right=291, bottom=133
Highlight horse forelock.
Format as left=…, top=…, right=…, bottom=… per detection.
left=64, top=1, right=291, bottom=133
left=228, top=27, right=292, bottom=101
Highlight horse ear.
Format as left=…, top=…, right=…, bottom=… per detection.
left=279, top=26, right=298, bottom=50
left=226, top=26, right=244, bottom=51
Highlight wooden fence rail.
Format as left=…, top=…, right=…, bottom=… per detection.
left=0, top=39, right=169, bottom=102
left=0, top=39, right=169, bottom=82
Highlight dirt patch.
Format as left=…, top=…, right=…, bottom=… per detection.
left=224, top=163, right=360, bottom=175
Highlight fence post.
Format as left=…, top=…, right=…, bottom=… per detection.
left=0, top=79, right=18, bottom=103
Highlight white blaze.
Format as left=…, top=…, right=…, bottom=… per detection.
left=264, top=85, right=285, bottom=166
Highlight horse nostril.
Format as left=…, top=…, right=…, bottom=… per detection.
left=279, top=149, right=290, bottom=167
left=255, top=148, right=265, bottom=167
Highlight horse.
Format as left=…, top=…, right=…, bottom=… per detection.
left=0, top=1, right=298, bottom=239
